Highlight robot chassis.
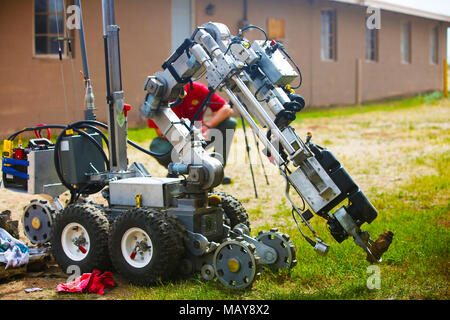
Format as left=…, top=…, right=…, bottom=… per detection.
left=2, top=0, right=392, bottom=290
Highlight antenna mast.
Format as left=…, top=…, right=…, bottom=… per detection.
left=76, top=0, right=96, bottom=121
left=102, top=0, right=128, bottom=173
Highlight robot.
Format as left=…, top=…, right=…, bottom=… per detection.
left=1, top=0, right=392, bottom=290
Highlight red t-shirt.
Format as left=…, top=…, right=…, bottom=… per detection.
left=148, top=82, right=226, bottom=129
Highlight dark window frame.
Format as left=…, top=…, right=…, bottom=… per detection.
left=365, top=27, right=379, bottom=62
left=33, top=0, right=66, bottom=58
left=321, top=9, right=337, bottom=61
left=430, top=25, right=439, bottom=65
left=400, top=21, right=412, bottom=64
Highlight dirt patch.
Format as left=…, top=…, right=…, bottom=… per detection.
left=435, top=217, right=450, bottom=229
left=0, top=264, right=65, bottom=300
left=360, top=131, right=401, bottom=139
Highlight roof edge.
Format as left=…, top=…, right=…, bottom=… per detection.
left=331, top=0, right=450, bottom=22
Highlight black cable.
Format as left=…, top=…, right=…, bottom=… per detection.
left=72, top=120, right=174, bottom=158
left=169, top=97, right=184, bottom=109
left=8, top=125, right=67, bottom=141
left=224, top=36, right=245, bottom=56
left=53, top=126, right=109, bottom=203
left=126, top=139, right=168, bottom=158
left=278, top=45, right=303, bottom=89
left=224, top=25, right=269, bottom=58
left=78, top=124, right=110, bottom=150
left=292, top=208, right=316, bottom=247
left=238, top=25, right=268, bottom=45
left=255, top=83, right=268, bottom=102
left=8, top=119, right=173, bottom=161
left=7, top=120, right=177, bottom=202
left=241, top=116, right=258, bottom=199
left=189, top=88, right=215, bottom=130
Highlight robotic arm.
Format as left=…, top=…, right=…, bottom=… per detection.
left=140, top=22, right=392, bottom=262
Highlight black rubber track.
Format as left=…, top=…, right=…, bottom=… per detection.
left=50, top=203, right=110, bottom=274
left=211, top=192, right=251, bottom=232
left=108, top=208, right=185, bottom=286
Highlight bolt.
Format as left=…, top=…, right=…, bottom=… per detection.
left=265, top=251, right=275, bottom=262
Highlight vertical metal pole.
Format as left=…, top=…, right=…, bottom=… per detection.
left=444, top=58, right=448, bottom=98
left=102, top=0, right=128, bottom=172
left=77, top=0, right=89, bottom=80
left=76, top=0, right=96, bottom=121
left=240, top=116, right=258, bottom=199
left=355, top=58, right=362, bottom=105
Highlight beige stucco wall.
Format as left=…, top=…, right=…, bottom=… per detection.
left=196, top=0, right=447, bottom=106
left=0, top=0, right=172, bottom=137
left=361, top=9, right=447, bottom=102
left=0, top=0, right=447, bottom=136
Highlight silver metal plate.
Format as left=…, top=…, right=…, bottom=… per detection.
left=109, top=177, right=181, bottom=208
left=27, top=149, right=66, bottom=197
left=289, top=157, right=341, bottom=213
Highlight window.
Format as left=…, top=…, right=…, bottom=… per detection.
left=321, top=9, right=337, bottom=61
left=430, top=26, right=439, bottom=65
left=400, top=22, right=411, bottom=64
left=34, top=0, right=65, bottom=56
left=365, top=27, right=378, bottom=62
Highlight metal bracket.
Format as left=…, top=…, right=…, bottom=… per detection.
left=223, top=225, right=277, bottom=265
left=334, top=207, right=378, bottom=261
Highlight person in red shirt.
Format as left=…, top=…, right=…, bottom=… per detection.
left=148, top=82, right=236, bottom=184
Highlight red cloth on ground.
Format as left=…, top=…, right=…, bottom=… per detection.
left=56, top=270, right=115, bottom=295
left=148, top=82, right=226, bottom=129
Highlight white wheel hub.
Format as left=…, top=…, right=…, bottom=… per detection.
left=121, top=227, right=153, bottom=268
left=61, top=223, right=91, bottom=261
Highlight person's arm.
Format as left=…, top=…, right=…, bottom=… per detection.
left=204, top=104, right=233, bottom=129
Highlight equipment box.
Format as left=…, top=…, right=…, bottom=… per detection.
left=2, top=140, right=66, bottom=197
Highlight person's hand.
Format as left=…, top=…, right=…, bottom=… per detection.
left=201, top=124, right=210, bottom=140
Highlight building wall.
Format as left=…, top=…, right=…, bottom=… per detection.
left=196, top=0, right=448, bottom=106
left=0, top=0, right=447, bottom=136
left=0, top=0, right=172, bottom=137
left=361, top=9, right=447, bottom=102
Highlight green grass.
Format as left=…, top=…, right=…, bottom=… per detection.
left=295, top=91, right=443, bottom=121
left=127, top=126, right=157, bottom=143
left=118, top=149, right=449, bottom=300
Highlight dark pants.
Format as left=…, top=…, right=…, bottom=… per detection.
left=150, top=117, right=237, bottom=168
